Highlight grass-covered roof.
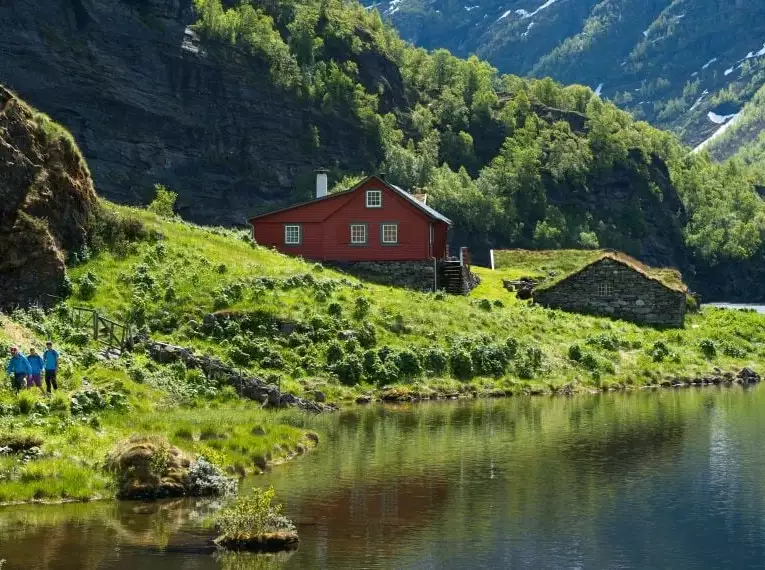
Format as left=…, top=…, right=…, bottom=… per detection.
left=494, top=249, right=688, bottom=293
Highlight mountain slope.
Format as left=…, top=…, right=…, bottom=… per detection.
left=3, top=0, right=765, bottom=298
left=374, top=0, right=765, bottom=150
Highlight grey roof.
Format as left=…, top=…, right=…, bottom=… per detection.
left=390, top=184, right=452, bottom=225
left=248, top=175, right=452, bottom=225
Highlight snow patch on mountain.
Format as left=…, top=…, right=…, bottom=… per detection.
left=708, top=111, right=737, bottom=124
left=701, top=58, right=717, bottom=70
left=594, top=83, right=603, bottom=96
left=693, top=113, right=742, bottom=153
left=523, top=21, right=535, bottom=36
left=689, top=90, right=709, bottom=112
left=517, top=0, right=559, bottom=19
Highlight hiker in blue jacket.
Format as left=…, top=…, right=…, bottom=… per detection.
left=42, top=341, right=59, bottom=393
left=26, top=347, right=46, bottom=395
left=6, top=346, right=31, bottom=394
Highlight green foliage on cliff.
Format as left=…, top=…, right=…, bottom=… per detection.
left=191, top=0, right=765, bottom=268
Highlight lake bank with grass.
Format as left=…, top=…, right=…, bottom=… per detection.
left=4, top=386, right=765, bottom=568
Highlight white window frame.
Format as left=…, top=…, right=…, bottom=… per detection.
left=381, top=223, right=398, bottom=244
left=597, top=282, right=613, bottom=297
left=350, top=224, right=367, bottom=245
left=284, top=224, right=301, bottom=245
left=366, top=189, right=382, bottom=208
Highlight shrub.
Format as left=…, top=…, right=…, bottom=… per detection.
left=228, top=346, right=251, bottom=366
left=147, top=183, right=177, bottom=219
left=568, top=344, right=583, bottom=362
left=214, top=487, right=295, bottom=539
left=721, top=342, right=747, bottom=358
left=357, top=321, right=377, bottom=348
left=77, top=271, right=99, bottom=300
left=478, top=299, right=492, bottom=311
left=68, top=331, right=91, bottom=346
left=699, top=339, right=717, bottom=359
left=650, top=341, right=671, bottom=362
left=471, top=344, right=509, bottom=378
left=505, top=337, right=519, bottom=359
left=423, top=347, right=448, bottom=376
left=586, top=334, right=623, bottom=351
left=581, top=353, right=599, bottom=371
left=354, top=297, right=371, bottom=319
left=328, top=303, right=342, bottom=318
left=333, top=354, right=363, bottom=385
left=395, top=349, right=422, bottom=379
left=326, top=341, right=344, bottom=364
left=451, top=348, right=474, bottom=380
left=187, top=458, right=237, bottom=497
left=493, top=299, right=504, bottom=308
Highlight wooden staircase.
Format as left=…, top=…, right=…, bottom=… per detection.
left=442, top=260, right=468, bottom=295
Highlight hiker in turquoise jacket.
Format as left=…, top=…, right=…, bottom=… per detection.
left=6, top=346, right=31, bottom=393
left=43, top=341, right=59, bottom=393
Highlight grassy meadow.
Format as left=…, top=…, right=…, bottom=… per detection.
left=1, top=201, right=765, bottom=504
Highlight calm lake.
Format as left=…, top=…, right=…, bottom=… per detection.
left=3, top=387, right=765, bottom=569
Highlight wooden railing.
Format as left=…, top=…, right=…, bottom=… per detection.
left=70, top=307, right=131, bottom=350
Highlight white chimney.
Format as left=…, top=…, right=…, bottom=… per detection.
left=316, top=168, right=328, bottom=199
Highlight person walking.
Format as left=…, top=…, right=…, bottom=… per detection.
left=26, top=347, right=46, bottom=395
left=6, top=346, right=31, bottom=394
left=42, top=341, right=59, bottom=393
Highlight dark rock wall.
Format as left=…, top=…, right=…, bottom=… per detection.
left=0, top=0, right=379, bottom=226
left=533, top=258, right=686, bottom=327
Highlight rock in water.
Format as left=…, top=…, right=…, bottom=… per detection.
left=106, top=436, right=192, bottom=500
left=0, top=85, right=96, bottom=307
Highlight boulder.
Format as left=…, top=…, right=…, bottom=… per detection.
left=106, top=436, right=192, bottom=500
left=106, top=436, right=234, bottom=500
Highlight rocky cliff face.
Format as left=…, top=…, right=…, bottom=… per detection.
left=0, top=0, right=379, bottom=226
left=0, top=85, right=96, bottom=307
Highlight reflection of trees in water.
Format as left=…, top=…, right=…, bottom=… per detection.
left=267, top=391, right=728, bottom=567
left=0, top=498, right=223, bottom=569
left=215, top=550, right=295, bottom=570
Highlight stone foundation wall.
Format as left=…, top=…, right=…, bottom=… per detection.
left=328, top=260, right=437, bottom=291
left=533, top=258, right=686, bottom=327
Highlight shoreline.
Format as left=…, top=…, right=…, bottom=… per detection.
left=349, top=366, right=762, bottom=404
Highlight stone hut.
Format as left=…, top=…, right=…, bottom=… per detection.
left=532, top=252, right=688, bottom=327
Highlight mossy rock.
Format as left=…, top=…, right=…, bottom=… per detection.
left=214, top=531, right=299, bottom=552
left=106, top=436, right=191, bottom=500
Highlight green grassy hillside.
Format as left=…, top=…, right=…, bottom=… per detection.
left=68, top=203, right=765, bottom=396
left=3, top=201, right=765, bottom=504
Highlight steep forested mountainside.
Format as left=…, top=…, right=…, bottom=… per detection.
left=0, top=0, right=380, bottom=226
left=3, top=0, right=765, bottom=297
left=373, top=0, right=765, bottom=151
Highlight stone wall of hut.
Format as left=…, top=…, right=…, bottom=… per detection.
left=533, top=258, right=686, bottom=327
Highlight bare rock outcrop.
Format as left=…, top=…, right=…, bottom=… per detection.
left=0, top=85, right=97, bottom=307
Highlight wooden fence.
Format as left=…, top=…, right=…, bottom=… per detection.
left=70, top=307, right=131, bottom=350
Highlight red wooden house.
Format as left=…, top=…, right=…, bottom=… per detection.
left=248, top=173, right=451, bottom=262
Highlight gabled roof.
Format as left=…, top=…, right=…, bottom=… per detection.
left=248, top=175, right=451, bottom=225
left=535, top=250, right=688, bottom=294
left=389, top=184, right=451, bottom=224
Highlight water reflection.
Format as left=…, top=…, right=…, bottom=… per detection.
left=2, top=387, right=765, bottom=569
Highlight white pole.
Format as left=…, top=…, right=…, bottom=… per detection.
left=490, top=249, right=495, bottom=271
